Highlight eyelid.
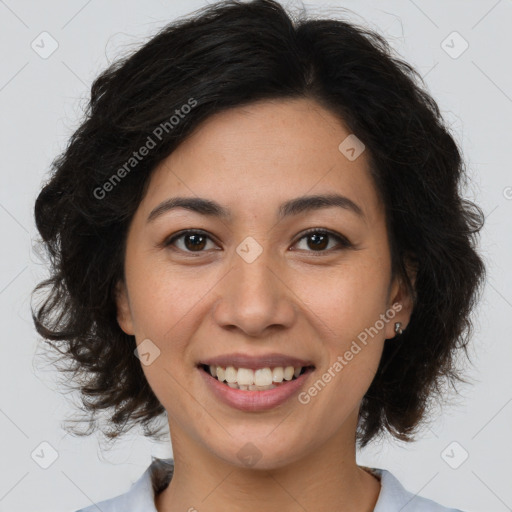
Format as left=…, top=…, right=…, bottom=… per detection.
left=162, top=227, right=353, bottom=255
left=292, top=227, right=353, bottom=251
left=162, top=229, right=219, bottom=253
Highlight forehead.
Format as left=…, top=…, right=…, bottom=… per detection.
left=143, top=98, right=383, bottom=224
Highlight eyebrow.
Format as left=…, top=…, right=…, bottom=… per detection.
left=147, top=193, right=365, bottom=223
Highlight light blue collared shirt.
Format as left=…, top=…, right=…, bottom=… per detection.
left=75, top=457, right=464, bottom=512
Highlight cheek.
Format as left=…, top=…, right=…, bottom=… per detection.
left=126, top=257, right=209, bottom=340
left=293, top=260, right=391, bottom=338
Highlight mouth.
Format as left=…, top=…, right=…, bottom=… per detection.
left=197, top=363, right=315, bottom=391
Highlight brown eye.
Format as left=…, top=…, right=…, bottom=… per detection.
left=293, top=229, right=352, bottom=253
left=164, top=230, right=216, bottom=253
left=163, top=228, right=352, bottom=256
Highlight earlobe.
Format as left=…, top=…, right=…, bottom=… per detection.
left=387, top=261, right=416, bottom=339
left=115, top=280, right=135, bottom=335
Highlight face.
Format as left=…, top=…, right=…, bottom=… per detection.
left=116, top=98, right=413, bottom=470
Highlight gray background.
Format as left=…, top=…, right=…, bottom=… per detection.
left=0, top=0, right=511, bottom=511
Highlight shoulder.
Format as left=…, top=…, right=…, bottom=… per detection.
left=72, top=471, right=152, bottom=511
left=72, top=457, right=174, bottom=512
left=369, top=467, right=466, bottom=512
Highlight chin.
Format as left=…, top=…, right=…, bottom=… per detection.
left=207, top=433, right=309, bottom=471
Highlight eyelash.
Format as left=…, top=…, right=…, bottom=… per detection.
left=163, top=228, right=353, bottom=256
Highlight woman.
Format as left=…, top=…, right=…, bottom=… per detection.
left=32, top=1, right=485, bottom=510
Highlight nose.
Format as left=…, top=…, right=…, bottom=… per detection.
left=212, top=249, right=297, bottom=338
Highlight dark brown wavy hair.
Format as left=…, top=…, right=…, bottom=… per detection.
left=31, top=0, right=485, bottom=448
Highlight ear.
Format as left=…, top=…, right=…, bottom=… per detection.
left=115, top=279, right=135, bottom=335
left=385, top=256, right=417, bottom=339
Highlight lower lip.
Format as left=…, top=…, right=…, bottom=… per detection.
left=198, top=366, right=314, bottom=412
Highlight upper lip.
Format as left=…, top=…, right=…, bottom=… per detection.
left=198, top=352, right=315, bottom=371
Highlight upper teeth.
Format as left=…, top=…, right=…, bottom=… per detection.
left=210, top=365, right=303, bottom=386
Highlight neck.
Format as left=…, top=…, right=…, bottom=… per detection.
left=155, top=419, right=381, bottom=512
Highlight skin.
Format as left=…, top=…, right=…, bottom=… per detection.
left=116, top=98, right=414, bottom=512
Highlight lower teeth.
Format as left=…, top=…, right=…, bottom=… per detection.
left=216, top=376, right=298, bottom=391
left=224, top=382, right=277, bottom=391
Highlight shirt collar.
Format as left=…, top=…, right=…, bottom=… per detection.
left=123, top=458, right=428, bottom=511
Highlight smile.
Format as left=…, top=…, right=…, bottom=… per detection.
left=197, top=364, right=316, bottom=412
left=200, top=364, right=312, bottom=390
